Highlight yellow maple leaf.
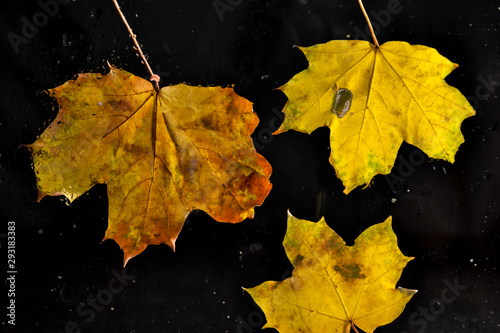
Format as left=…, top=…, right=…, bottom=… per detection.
left=275, top=40, right=475, bottom=193
left=245, top=213, right=416, bottom=333
left=28, top=66, right=272, bottom=264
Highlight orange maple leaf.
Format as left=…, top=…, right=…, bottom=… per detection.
left=28, top=66, right=272, bottom=264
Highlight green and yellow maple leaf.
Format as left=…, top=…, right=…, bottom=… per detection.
left=275, top=40, right=475, bottom=193
left=28, top=66, right=272, bottom=264
left=246, top=213, right=416, bottom=333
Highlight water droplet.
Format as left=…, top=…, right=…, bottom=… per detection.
left=90, top=8, right=103, bottom=20
left=162, top=42, right=179, bottom=55
left=331, top=85, right=353, bottom=119
left=62, top=33, right=72, bottom=47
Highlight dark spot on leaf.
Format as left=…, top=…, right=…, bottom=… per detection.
left=200, top=114, right=217, bottom=130
left=108, top=99, right=134, bottom=113
left=293, top=254, right=305, bottom=266
left=334, top=263, right=365, bottom=280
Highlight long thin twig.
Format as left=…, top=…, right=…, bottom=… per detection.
left=112, top=0, right=160, bottom=90
left=357, top=0, right=379, bottom=47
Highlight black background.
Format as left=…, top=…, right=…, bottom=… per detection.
left=1, top=0, right=499, bottom=332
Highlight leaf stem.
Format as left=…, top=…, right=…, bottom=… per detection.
left=357, top=0, right=380, bottom=47
left=111, top=0, right=160, bottom=90
left=351, top=321, right=360, bottom=333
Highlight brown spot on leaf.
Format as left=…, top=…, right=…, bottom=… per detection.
left=333, top=263, right=365, bottom=280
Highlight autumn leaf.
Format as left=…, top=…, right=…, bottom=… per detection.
left=275, top=40, right=475, bottom=193
left=245, top=213, right=416, bottom=333
left=28, top=66, right=272, bottom=264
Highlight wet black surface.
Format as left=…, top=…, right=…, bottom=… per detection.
left=1, top=0, right=499, bottom=332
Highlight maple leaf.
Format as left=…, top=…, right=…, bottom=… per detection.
left=28, top=66, right=272, bottom=264
left=245, top=213, right=416, bottom=333
left=275, top=40, right=475, bottom=193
